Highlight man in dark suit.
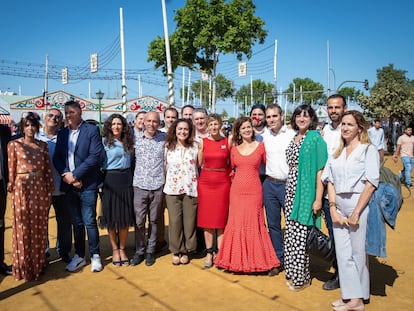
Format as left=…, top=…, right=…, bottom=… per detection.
left=53, top=101, right=104, bottom=273
left=0, top=124, right=12, bottom=275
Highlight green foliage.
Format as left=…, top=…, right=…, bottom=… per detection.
left=358, top=64, right=414, bottom=120
left=337, top=87, right=363, bottom=102
left=147, top=0, right=267, bottom=106
left=284, top=77, right=325, bottom=105
left=235, top=79, right=275, bottom=114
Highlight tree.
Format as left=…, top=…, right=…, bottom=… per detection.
left=358, top=64, right=414, bottom=151
left=147, top=0, right=267, bottom=111
left=284, top=78, right=325, bottom=105
left=235, top=79, right=275, bottom=115
left=180, top=73, right=235, bottom=108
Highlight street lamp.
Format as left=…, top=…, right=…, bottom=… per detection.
left=96, top=89, right=104, bottom=129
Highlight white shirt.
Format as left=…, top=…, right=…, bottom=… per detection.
left=368, top=127, right=385, bottom=150
left=262, top=125, right=296, bottom=180
left=322, top=123, right=342, bottom=156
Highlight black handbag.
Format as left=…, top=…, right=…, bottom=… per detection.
left=306, top=218, right=335, bottom=262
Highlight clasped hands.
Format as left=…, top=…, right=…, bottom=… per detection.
left=62, top=172, right=83, bottom=189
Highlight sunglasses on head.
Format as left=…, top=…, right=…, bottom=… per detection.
left=47, top=113, right=62, bottom=120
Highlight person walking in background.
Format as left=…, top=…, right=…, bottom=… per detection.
left=37, top=108, right=72, bottom=264
left=101, top=114, right=135, bottom=267
left=322, top=111, right=379, bottom=311
left=131, top=111, right=166, bottom=267
left=393, top=124, right=414, bottom=188
left=284, top=105, right=327, bottom=291
left=197, top=114, right=231, bottom=269
left=368, top=119, right=385, bottom=163
left=0, top=124, right=12, bottom=275
left=7, top=112, right=54, bottom=281
left=320, top=94, right=348, bottom=290
left=164, top=119, right=198, bottom=265
left=54, top=100, right=104, bottom=273
left=262, top=104, right=295, bottom=276
left=214, top=117, right=281, bottom=273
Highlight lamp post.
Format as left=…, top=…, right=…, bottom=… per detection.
left=96, top=89, right=104, bottom=130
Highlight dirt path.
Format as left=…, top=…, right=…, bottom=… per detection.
left=1, top=156, right=413, bottom=310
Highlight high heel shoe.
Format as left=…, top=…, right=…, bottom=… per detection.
left=112, top=249, right=121, bottom=267
left=119, top=248, right=129, bottom=267
left=204, top=248, right=214, bottom=269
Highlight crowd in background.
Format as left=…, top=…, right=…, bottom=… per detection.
left=1, top=94, right=413, bottom=311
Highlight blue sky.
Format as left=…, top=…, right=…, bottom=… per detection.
left=1, top=0, right=413, bottom=114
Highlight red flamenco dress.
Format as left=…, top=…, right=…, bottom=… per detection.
left=214, top=142, right=280, bottom=272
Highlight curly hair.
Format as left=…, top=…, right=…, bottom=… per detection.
left=165, top=118, right=195, bottom=151
left=231, top=116, right=255, bottom=146
left=102, top=114, right=134, bottom=152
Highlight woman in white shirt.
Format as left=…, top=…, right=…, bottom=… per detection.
left=322, top=111, right=379, bottom=311
left=164, top=119, right=198, bottom=265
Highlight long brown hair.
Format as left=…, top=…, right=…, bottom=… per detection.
left=102, top=114, right=134, bottom=152
left=165, top=119, right=195, bottom=151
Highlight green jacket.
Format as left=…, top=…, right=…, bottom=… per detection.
left=290, top=130, right=328, bottom=228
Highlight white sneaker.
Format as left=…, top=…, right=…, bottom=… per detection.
left=90, top=254, right=103, bottom=272
left=65, top=254, right=86, bottom=272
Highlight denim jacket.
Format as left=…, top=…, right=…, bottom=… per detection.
left=366, top=183, right=400, bottom=257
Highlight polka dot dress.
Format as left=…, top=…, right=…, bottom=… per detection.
left=7, top=138, right=54, bottom=281
left=284, top=135, right=311, bottom=286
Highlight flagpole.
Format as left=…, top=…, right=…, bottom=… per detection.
left=120, top=7, right=127, bottom=116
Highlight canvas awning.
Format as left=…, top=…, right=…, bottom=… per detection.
left=0, top=114, right=12, bottom=125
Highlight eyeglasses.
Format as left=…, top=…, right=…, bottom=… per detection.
left=21, top=111, right=40, bottom=120
left=47, top=113, right=62, bottom=120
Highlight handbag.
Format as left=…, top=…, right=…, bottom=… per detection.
left=306, top=217, right=335, bottom=262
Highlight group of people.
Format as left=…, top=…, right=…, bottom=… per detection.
left=1, top=94, right=404, bottom=310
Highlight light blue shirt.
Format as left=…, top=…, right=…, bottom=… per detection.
left=37, top=130, right=64, bottom=196
left=103, top=139, right=131, bottom=170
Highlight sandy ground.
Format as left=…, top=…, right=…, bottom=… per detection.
left=0, top=156, right=413, bottom=310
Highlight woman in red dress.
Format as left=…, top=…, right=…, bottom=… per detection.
left=197, top=114, right=230, bottom=268
left=214, top=117, right=281, bottom=273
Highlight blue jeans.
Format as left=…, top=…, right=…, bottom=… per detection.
left=263, top=178, right=286, bottom=265
left=401, top=156, right=414, bottom=186
left=67, top=190, right=100, bottom=258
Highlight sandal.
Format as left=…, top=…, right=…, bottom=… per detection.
left=172, top=253, right=181, bottom=265
left=204, top=248, right=214, bottom=269
left=119, top=248, right=129, bottom=266
left=180, top=252, right=189, bottom=265
left=112, top=249, right=121, bottom=267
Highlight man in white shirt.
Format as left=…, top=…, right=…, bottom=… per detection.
left=368, top=119, right=385, bottom=163
left=262, top=104, right=295, bottom=276
left=192, top=107, right=209, bottom=142
left=321, top=94, right=347, bottom=290
left=159, top=107, right=178, bottom=133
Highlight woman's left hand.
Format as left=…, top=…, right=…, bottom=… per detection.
left=347, top=212, right=360, bottom=226
left=312, top=200, right=322, bottom=214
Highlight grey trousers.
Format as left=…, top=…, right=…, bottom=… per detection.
left=133, top=187, right=164, bottom=255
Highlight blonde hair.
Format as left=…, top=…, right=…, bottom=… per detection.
left=333, top=110, right=371, bottom=159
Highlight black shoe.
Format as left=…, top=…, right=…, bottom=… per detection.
left=268, top=265, right=284, bottom=276
left=130, top=253, right=145, bottom=266
left=145, top=253, right=155, bottom=266
left=0, top=262, right=12, bottom=275
left=323, top=274, right=340, bottom=290
left=60, top=253, right=72, bottom=263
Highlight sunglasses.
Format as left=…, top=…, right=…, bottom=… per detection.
left=47, top=113, right=62, bottom=120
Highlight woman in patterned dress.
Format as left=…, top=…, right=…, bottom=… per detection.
left=284, top=105, right=327, bottom=291
left=164, top=119, right=199, bottom=265
left=7, top=112, right=54, bottom=281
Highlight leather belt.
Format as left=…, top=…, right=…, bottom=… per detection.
left=266, top=175, right=286, bottom=183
